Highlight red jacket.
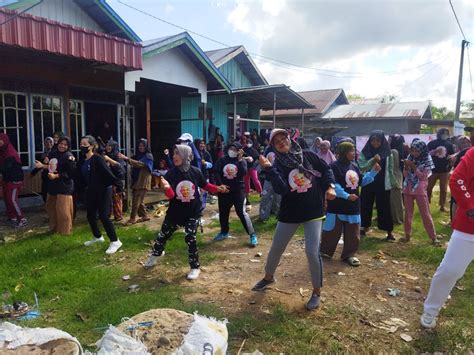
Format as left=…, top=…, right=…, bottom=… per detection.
left=450, top=147, right=474, bottom=235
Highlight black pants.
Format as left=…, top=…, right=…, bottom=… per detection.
left=86, top=187, right=118, bottom=242
left=152, top=217, right=200, bottom=269
left=360, top=186, right=393, bottom=232
left=218, top=190, right=255, bottom=235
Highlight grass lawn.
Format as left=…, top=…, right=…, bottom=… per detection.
left=0, top=196, right=472, bottom=353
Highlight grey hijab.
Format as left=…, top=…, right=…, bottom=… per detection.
left=174, top=144, right=193, bottom=172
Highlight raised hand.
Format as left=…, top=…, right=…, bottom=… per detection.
left=259, top=155, right=272, bottom=168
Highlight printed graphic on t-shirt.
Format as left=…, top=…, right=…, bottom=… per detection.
left=223, top=164, right=238, bottom=179
left=266, top=152, right=275, bottom=164
left=345, top=170, right=359, bottom=189
left=288, top=169, right=312, bottom=193
left=48, top=158, right=58, bottom=173
left=176, top=180, right=196, bottom=202
left=433, top=146, right=447, bottom=158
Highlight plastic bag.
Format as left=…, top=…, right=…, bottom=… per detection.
left=173, top=313, right=228, bottom=355
left=95, top=325, right=149, bottom=355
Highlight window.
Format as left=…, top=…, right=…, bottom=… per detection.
left=69, top=100, right=84, bottom=156
left=33, top=95, right=62, bottom=159
left=0, top=92, right=29, bottom=166
left=118, top=105, right=135, bottom=155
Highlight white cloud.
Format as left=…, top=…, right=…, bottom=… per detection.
left=226, top=0, right=474, bottom=110
left=164, top=3, right=174, bottom=14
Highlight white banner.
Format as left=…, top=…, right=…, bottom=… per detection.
left=355, top=134, right=438, bottom=151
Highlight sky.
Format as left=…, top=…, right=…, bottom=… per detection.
left=109, top=0, right=474, bottom=110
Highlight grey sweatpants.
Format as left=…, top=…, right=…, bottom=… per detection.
left=265, top=219, right=323, bottom=288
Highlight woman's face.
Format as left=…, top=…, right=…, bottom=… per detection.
left=371, top=137, right=382, bottom=149
left=45, top=140, right=53, bottom=150
left=105, top=144, right=113, bottom=153
left=346, top=148, right=356, bottom=161
left=273, top=133, right=290, bottom=153
left=173, top=150, right=183, bottom=166
left=159, top=160, right=166, bottom=169
left=57, top=140, right=69, bottom=153
left=320, top=144, right=329, bottom=153
left=138, top=142, right=146, bottom=153
left=199, top=141, right=206, bottom=151
left=410, top=147, right=421, bottom=158
left=241, top=136, right=248, bottom=145
left=80, top=138, right=92, bottom=150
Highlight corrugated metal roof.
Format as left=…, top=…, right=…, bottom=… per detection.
left=139, top=32, right=231, bottom=92
left=322, top=101, right=432, bottom=119
left=208, top=84, right=314, bottom=110
left=205, top=45, right=267, bottom=86
left=261, top=88, right=347, bottom=117
left=0, top=7, right=142, bottom=70
left=4, top=0, right=141, bottom=41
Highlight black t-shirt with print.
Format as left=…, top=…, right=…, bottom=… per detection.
left=266, top=150, right=335, bottom=223
left=327, top=160, right=362, bottom=215
left=165, top=166, right=207, bottom=225
left=214, top=156, right=247, bottom=193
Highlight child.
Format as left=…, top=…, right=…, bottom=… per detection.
left=320, top=142, right=380, bottom=266
left=214, top=142, right=258, bottom=247
left=401, top=140, right=439, bottom=244
left=144, top=145, right=228, bottom=280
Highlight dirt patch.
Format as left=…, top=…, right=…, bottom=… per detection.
left=116, top=308, right=193, bottom=354
left=0, top=339, right=81, bottom=355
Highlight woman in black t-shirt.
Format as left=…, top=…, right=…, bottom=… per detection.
left=252, top=129, right=336, bottom=311
left=144, top=144, right=229, bottom=280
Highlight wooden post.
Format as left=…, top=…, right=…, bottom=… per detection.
left=203, top=101, right=207, bottom=142
left=272, top=90, right=277, bottom=129
left=301, top=108, right=305, bottom=134
left=125, top=92, right=132, bottom=211
left=233, top=94, right=237, bottom=141
left=146, top=94, right=151, bottom=144
left=63, top=85, right=70, bottom=136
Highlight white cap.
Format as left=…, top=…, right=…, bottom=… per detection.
left=178, top=133, right=193, bottom=142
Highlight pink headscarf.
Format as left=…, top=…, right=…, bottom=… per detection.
left=316, top=140, right=336, bottom=165
left=0, top=133, right=21, bottom=166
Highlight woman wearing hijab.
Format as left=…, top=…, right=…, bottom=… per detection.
left=401, top=140, right=439, bottom=244
left=0, top=133, right=26, bottom=227
left=321, top=142, right=380, bottom=266
left=241, top=134, right=262, bottom=211
left=143, top=144, right=229, bottom=280
left=389, top=135, right=406, bottom=225
left=77, top=135, right=122, bottom=254
left=214, top=141, right=258, bottom=247
left=311, top=137, right=322, bottom=153
left=359, top=130, right=396, bottom=241
left=35, top=136, right=75, bottom=234
left=103, top=139, right=126, bottom=222
left=253, top=129, right=336, bottom=310
left=427, top=128, right=455, bottom=212
left=316, top=140, right=336, bottom=165
left=31, top=137, right=54, bottom=202
left=120, top=138, right=153, bottom=225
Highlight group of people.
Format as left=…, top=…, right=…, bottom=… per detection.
left=0, top=125, right=473, bottom=326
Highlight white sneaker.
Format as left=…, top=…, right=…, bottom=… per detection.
left=187, top=268, right=201, bottom=280
left=144, top=251, right=165, bottom=270
left=105, top=240, right=122, bottom=255
left=420, top=312, right=437, bottom=329
left=84, top=236, right=105, bottom=246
